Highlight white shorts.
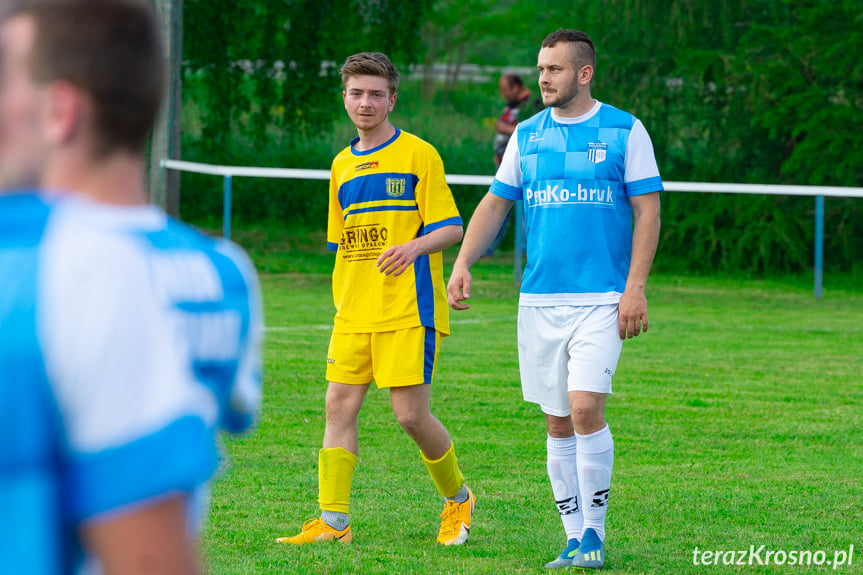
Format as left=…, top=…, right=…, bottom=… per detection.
left=518, top=304, right=623, bottom=417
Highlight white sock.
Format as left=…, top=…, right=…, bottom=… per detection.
left=576, top=424, right=614, bottom=541
left=547, top=434, right=583, bottom=541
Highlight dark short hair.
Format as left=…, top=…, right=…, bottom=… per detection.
left=501, top=73, right=524, bottom=88
left=541, top=29, right=596, bottom=71
left=339, top=52, right=399, bottom=94
left=12, top=0, right=164, bottom=157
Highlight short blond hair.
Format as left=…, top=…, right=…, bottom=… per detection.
left=339, top=52, right=399, bottom=94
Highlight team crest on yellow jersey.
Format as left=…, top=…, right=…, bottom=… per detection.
left=386, top=178, right=406, bottom=198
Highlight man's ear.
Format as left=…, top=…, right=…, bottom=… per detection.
left=42, top=81, right=84, bottom=146
left=579, top=65, right=594, bottom=86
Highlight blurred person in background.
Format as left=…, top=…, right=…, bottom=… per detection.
left=484, top=72, right=542, bottom=257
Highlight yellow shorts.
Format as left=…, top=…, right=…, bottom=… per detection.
left=326, top=326, right=441, bottom=388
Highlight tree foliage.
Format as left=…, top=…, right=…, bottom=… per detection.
left=183, top=0, right=429, bottom=158
left=180, top=0, right=862, bottom=275
left=410, top=0, right=862, bottom=274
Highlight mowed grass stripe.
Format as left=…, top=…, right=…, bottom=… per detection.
left=203, top=271, right=863, bottom=574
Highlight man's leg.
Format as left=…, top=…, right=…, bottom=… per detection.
left=389, top=382, right=474, bottom=545
left=277, top=380, right=369, bottom=544
left=389, top=383, right=458, bottom=480
left=564, top=304, right=621, bottom=569
left=569, top=390, right=613, bottom=569
left=543, top=413, right=583, bottom=568
left=517, top=305, right=583, bottom=567
left=319, top=382, right=370, bottom=525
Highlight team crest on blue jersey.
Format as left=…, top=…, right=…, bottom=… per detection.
left=386, top=178, right=406, bottom=198
left=587, top=141, right=607, bottom=164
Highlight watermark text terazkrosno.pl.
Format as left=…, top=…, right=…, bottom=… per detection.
left=692, top=545, right=854, bottom=569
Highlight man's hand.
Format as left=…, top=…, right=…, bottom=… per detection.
left=618, top=288, right=648, bottom=339
left=377, top=242, right=420, bottom=276
left=376, top=225, right=464, bottom=276
left=446, top=265, right=472, bottom=311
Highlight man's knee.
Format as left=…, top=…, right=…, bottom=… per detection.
left=568, top=393, right=607, bottom=434
left=393, top=403, right=428, bottom=435
left=546, top=414, right=574, bottom=437
left=325, top=383, right=364, bottom=421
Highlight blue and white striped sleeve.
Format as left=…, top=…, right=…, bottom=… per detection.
left=624, top=120, right=663, bottom=196
left=40, top=219, right=218, bottom=523
left=215, top=240, right=264, bottom=435
left=489, top=124, right=523, bottom=201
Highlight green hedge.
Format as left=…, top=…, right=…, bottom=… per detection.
left=179, top=80, right=862, bottom=276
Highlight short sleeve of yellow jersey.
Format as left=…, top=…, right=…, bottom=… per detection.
left=325, top=130, right=462, bottom=335
left=327, top=160, right=345, bottom=252
left=413, top=143, right=461, bottom=233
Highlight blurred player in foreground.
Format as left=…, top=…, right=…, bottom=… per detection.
left=447, top=29, right=662, bottom=570
left=0, top=1, right=263, bottom=573
left=277, top=52, right=474, bottom=547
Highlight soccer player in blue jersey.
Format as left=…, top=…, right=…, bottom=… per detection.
left=448, top=29, right=662, bottom=570
left=277, top=52, right=475, bottom=547
left=0, top=1, right=263, bottom=573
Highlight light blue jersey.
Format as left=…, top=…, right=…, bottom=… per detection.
left=0, top=193, right=263, bottom=575
left=491, top=101, right=663, bottom=306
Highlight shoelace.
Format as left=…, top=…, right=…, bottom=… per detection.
left=439, top=501, right=461, bottom=535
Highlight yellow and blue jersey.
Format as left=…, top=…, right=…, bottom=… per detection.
left=327, top=128, right=462, bottom=335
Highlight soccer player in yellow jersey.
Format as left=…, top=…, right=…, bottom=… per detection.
left=277, top=52, right=475, bottom=546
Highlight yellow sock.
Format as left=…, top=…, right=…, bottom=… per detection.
left=318, top=447, right=357, bottom=514
left=421, top=443, right=465, bottom=499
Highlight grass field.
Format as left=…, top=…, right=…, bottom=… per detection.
left=202, top=251, right=863, bottom=574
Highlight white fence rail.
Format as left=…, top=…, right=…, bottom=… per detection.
left=161, top=159, right=863, bottom=298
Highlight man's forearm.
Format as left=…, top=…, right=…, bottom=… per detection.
left=453, top=194, right=514, bottom=270
left=412, top=224, right=464, bottom=256
left=625, top=193, right=661, bottom=291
